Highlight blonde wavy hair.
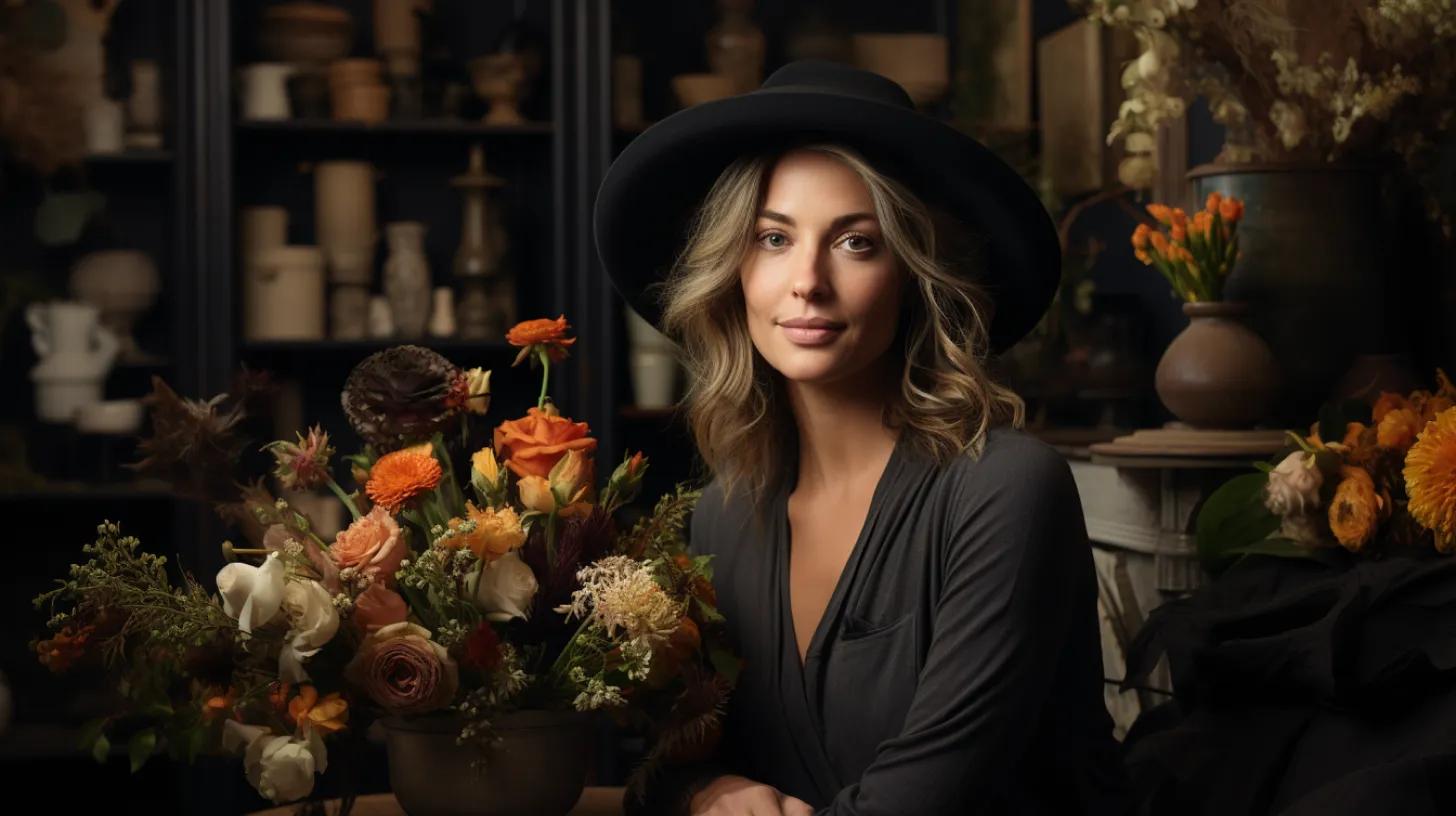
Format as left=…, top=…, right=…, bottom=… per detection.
left=654, top=142, right=1026, bottom=520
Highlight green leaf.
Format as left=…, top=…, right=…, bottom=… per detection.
left=76, top=718, right=109, bottom=753
left=91, top=734, right=111, bottom=765
left=1195, top=472, right=1281, bottom=574
left=707, top=645, right=740, bottom=686
left=35, top=190, right=105, bottom=246
left=693, top=597, right=725, bottom=625
left=129, top=729, right=157, bottom=774
left=187, top=727, right=207, bottom=763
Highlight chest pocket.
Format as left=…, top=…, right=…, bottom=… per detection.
left=819, top=611, right=919, bottom=781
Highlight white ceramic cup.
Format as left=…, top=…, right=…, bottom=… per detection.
left=241, top=62, right=296, bottom=120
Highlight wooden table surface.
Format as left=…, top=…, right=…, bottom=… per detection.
left=247, top=787, right=625, bottom=816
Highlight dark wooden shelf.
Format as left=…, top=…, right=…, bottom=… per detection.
left=241, top=339, right=514, bottom=353
left=236, top=118, right=554, bottom=137
left=84, top=149, right=173, bottom=164
left=0, top=482, right=175, bottom=501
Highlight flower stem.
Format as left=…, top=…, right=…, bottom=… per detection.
left=326, top=477, right=362, bottom=521
left=549, top=615, right=595, bottom=680
left=537, top=346, right=551, bottom=410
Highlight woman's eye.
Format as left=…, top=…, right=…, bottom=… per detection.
left=759, top=232, right=787, bottom=249
left=841, top=234, right=874, bottom=252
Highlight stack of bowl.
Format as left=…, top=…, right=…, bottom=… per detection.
left=330, top=58, right=390, bottom=123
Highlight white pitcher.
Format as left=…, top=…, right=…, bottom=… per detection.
left=26, top=301, right=120, bottom=423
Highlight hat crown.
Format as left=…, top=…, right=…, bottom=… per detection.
left=758, top=60, right=913, bottom=110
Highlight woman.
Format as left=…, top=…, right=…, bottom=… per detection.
left=595, top=61, right=1129, bottom=815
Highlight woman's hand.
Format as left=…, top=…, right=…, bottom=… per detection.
left=689, top=774, right=815, bottom=815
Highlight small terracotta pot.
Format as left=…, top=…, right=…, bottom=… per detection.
left=329, top=57, right=383, bottom=89
left=332, top=82, right=390, bottom=123
left=1155, top=301, right=1281, bottom=428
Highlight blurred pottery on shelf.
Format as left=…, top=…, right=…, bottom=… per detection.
left=331, top=285, right=371, bottom=340
left=240, top=62, right=295, bottom=120
left=83, top=99, right=125, bottom=154
left=671, top=73, right=737, bottom=108
left=706, top=0, right=766, bottom=95
left=332, top=82, right=390, bottom=123
left=368, top=294, right=395, bottom=338
left=75, top=399, right=145, bottom=435
left=428, top=287, right=455, bottom=337
left=468, top=52, right=529, bottom=125
left=125, top=59, right=163, bottom=148
left=244, top=246, right=326, bottom=341
left=383, top=221, right=431, bottom=339
left=261, top=2, right=355, bottom=66
left=26, top=301, right=120, bottom=423
left=313, top=160, right=378, bottom=284
left=851, top=33, right=948, bottom=108
left=69, top=249, right=160, bottom=364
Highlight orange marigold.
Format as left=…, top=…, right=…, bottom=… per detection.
left=366, top=443, right=443, bottom=513
left=1327, top=466, right=1386, bottom=552
left=1404, top=407, right=1456, bottom=552
left=507, top=315, right=576, bottom=365
left=1377, top=407, right=1424, bottom=452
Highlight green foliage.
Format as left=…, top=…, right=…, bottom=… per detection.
left=1196, top=472, right=1286, bottom=573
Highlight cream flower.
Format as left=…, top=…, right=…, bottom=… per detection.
left=279, top=580, right=340, bottom=682
left=217, top=553, right=287, bottom=633
left=244, top=728, right=327, bottom=804
left=469, top=551, right=539, bottom=622
left=563, top=555, right=683, bottom=645
left=1264, top=452, right=1323, bottom=516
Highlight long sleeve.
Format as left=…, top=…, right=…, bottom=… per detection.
left=816, top=448, right=1093, bottom=815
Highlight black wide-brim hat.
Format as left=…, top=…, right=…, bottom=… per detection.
left=593, top=59, right=1059, bottom=354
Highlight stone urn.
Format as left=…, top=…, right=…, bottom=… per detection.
left=26, top=301, right=120, bottom=423
left=383, top=221, right=431, bottom=339
left=1155, top=301, right=1281, bottom=429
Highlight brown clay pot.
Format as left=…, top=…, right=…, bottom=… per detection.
left=1155, top=301, right=1281, bottom=428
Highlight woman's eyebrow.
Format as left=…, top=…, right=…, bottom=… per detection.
left=758, top=210, right=876, bottom=230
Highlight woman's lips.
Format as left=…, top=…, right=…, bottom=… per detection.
left=780, top=324, right=844, bottom=346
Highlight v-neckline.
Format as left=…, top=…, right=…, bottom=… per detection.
left=779, top=432, right=906, bottom=673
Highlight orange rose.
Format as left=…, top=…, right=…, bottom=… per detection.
left=507, top=315, right=576, bottom=365
left=493, top=406, right=597, bottom=479
left=352, top=582, right=409, bottom=634
left=332, top=506, right=407, bottom=588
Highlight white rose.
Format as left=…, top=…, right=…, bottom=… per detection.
left=279, top=580, right=340, bottom=682
left=217, top=553, right=287, bottom=633
left=1265, top=452, right=1323, bottom=516
left=468, top=551, right=538, bottom=622
left=222, top=720, right=270, bottom=755
left=244, top=728, right=327, bottom=804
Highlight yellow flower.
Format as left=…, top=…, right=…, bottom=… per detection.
left=287, top=685, right=349, bottom=735
left=518, top=474, right=556, bottom=513
left=1404, top=407, right=1456, bottom=552
left=445, top=502, right=526, bottom=562
left=1377, top=407, right=1424, bottom=452
left=1327, top=466, right=1385, bottom=552
left=471, top=446, right=501, bottom=483
left=549, top=448, right=592, bottom=506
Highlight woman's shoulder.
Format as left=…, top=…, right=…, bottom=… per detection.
left=932, top=426, right=1081, bottom=526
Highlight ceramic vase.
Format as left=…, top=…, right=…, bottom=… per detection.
left=69, top=249, right=160, bottom=364
left=383, top=221, right=431, bottom=339
left=313, top=160, right=377, bottom=286
left=26, top=301, right=120, bottom=423
left=244, top=246, right=326, bottom=340
left=383, top=710, right=593, bottom=816
left=240, top=63, right=295, bottom=120
left=1154, top=301, right=1281, bottom=429
left=429, top=287, right=456, bottom=337
left=125, top=59, right=163, bottom=148
left=625, top=307, right=679, bottom=408
left=706, top=0, right=765, bottom=95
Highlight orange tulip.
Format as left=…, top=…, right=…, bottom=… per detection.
left=1205, top=191, right=1224, bottom=213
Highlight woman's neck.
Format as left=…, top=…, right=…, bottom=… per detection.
left=784, top=357, right=900, bottom=497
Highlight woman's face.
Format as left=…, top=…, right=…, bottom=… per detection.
left=739, top=149, right=906, bottom=387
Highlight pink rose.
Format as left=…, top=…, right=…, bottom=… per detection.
left=352, top=583, right=408, bottom=635
left=344, top=622, right=458, bottom=715
left=331, top=507, right=406, bottom=588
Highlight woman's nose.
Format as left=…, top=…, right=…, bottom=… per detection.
left=789, top=245, right=831, bottom=301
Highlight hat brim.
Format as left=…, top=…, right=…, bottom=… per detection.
left=593, top=88, right=1059, bottom=354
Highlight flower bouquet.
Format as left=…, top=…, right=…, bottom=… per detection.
left=31, top=316, right=738, bottom=814
left=1132, top=192, right=1244, bottom=303
left=1195, top=369, right=1456, bottom=568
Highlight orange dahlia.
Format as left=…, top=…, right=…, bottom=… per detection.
left=507, top=315, right=576, bottom=365
left=1377, top=407, right=1424, bottom=452
left=366, top=443, right=443, bottom=513
left=1327, top=466, right=1386, bottom=553
left=1404, top=407, right=1456, bottom=552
